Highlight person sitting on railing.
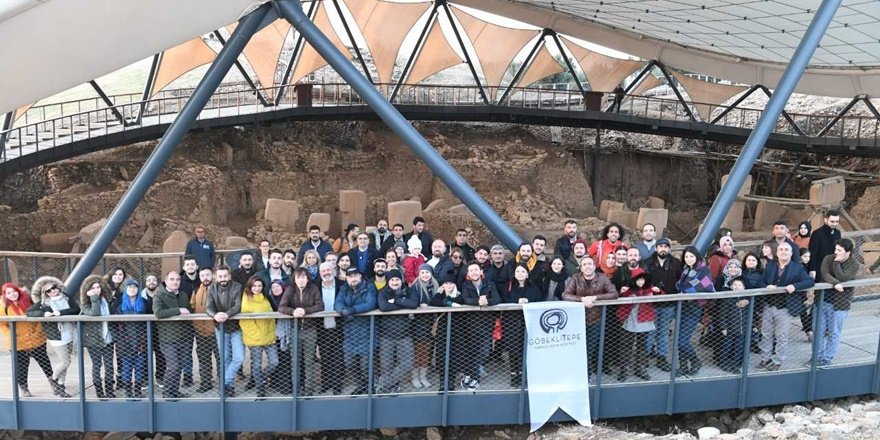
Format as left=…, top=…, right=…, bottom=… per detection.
left=113, top=279, right=149, bottom=399
left=240, top=277, right=278, bottom=399
left=1, top=282, right=54, bottom=398
left=139, top=274, right=165, bottom=387
left=80, top=275, right=117, bottom=399
left=502, top=263, right=543, bottom=387
left=376, top=269, right=418, bottom=394
left=278, top=269, right=324, bottom=396
left=758, top=241, right=815, bottom=372
left=407, top=264, right=440, bottom=390
left=562, top=257, right=619, bottom=375
left=674, top=246, right=715, bottom=376
left=205, top=266, right=244, bottom=397
left=27, top=276, right=78, bottom=398
left=716, top=277, right=750, bottom=374
left=152, top=272, right=192, bottom=400
left=616, top=268, right=657, bottom=382
left=334, top=268, right=378, bottom=395
left=190, top=267, right=219, bottom=394
left=460, top=261, right=501, bottom=391
left=816, top=238, right=861, bottom=367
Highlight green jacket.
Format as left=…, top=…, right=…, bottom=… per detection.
left=152, top=285, right=193, bottom=344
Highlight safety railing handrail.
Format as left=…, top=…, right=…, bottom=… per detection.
left=1, top=277, right=875, bottom=323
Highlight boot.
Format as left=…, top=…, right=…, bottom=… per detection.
left=94, top=381, right=106, bottom=399
left=103, top=378, right=116, bottom=399
left=18, top=385, right=32, bottom=398
left=411, top=369, right=423, bottom=389
left=418, top=367, right=432, bottom=388
left=656, top=357, right=672, bottom=372
left=52, top=380, right=72, bottom=398
left=689, top=354, right=703, bottom=375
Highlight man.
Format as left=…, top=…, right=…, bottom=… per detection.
left=177, top=256, right=200, bottom=388
left=485, top=244, right=510, bottom=295
left=506, top=242, right=543, bottom=289
left=371, top=219, right=392, bottom=253
left=404, top=216, right=433, bottom=259
left=816, top=238, right=861, bottom=366
left=324, top=252, right=339, bottom=270
left=298, top=225, right=332, bottom=265
left=205, top=266, right=244, bottom=396
left=380, top=223, right=408, bottom=256
left=450, top=229, right=475, bottom=262
left=278, top=268, right=325, bottom=395
left=282, top=250, right=297, bottom=277
left=372, top=258, right=388, bottom=291
left=564, top=239, right=590, bottom=276
left=255, top=239, right=271, bottom=272
left=460, top=261, right=501, bottom=391
left=257, top=248, right=290, bottom=289
left=185, top=226, right=216, bottom=269
left=152, top=271, right=192, bottom=399
left=555, top=220, right=579, bottom=260
left=612, top=247, right=642, bottom=290
left=375, top=269, right=418, bottom=393
left=189, top=266, right=218, bottom=393
left=140, top=274, right=165, bottom=386
left=232, top=251, right=258, bottom=287
left=759, top=242, right=815, bottom=371
left=634, top=223, right=657, bottom=263
left=334, top=268, right=378, bottom=395
left=808, top=210, right=842, bottom=280
left=349, top=233, right=379, bottom=279
left=316, top=262, right=344, bottom=394
left=771, top=220, right=801, bottom=261
left=562, top=258, right=619, bottom=374
left=427, top=239, right=456, bottom=284
left=644, top=238, right=681, bottom=372
left=532, top=235, right=548, bottom=264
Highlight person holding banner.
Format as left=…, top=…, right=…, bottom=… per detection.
left=502, top=264, right=544, bottom=387
left=562, top=257, right=619, bottom=375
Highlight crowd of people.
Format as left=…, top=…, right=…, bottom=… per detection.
left=0, top=211, right=865, bottom=399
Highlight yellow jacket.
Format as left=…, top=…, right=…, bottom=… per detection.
left=240, top=292, right=275, bottom=346
left=0, top=303, right=46, bottom=351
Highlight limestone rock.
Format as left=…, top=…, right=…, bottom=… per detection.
left=79, top=217, right=107, bottom=245
left=379, top=428, right=397, bottom=437
left=426, top=427, right=442, bottom=440
left=697, top=426, right=720, bottom=439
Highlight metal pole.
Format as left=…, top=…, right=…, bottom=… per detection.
left=656, top=64, right=696, bottom=122
left=89, top=80, right=128, bottom=126
left=592, top=129, right=601, bottom=208
left=441, top=2, right=489, bottom=104
left=774, top=153, right=805, bottom=196
left=212, top=30, right=271, bottom=107
left=276, top=0, right=521, bottom=249
left=276, top=1, right=318, bottom=105
left=0, top=112, right=13, bottom=151
left=692, top=0, right=842, bottom=253
left=136, top=53, right=161, bottom=125
left=498, top=31, right=546, bottom=104
left=550, top=32, right=586, bottom=96
left=331, top=0, right=373, bottom=84
left=389, top=3, right=439, bottom=102
left=64, top=4, right=271, bottom=292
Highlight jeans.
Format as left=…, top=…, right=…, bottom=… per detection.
left=248, top=344, right=279, bottom=391
left=817, top=304, right=848, bottom=364
left=195, top=333, right=218, bottom=384
left=121, top=353, right=146, bottom=385
left=646, top=306, right=674, bottom=357
left=215, top=329, right=245, bottom=387
left=760, top=305, right=794, bottom=365
left=586, top=322, right=599, bottom=372
left=317, top=325, right=344, bottom=393
left=344, top=352, right=370, bottom=391
left=182, top=334, right=195, bottom=377
left=677, top=304, right=703, bottom=359
left=160, top=342, right=187, bottom=396
left=87, top=344, right=114, bottom=392
left=15, top=345, right=53, bottom=389
left=299, top=328, right=318, bottom=394
left=379, top=336, right=414, bottom=390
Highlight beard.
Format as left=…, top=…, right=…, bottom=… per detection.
left=628, top=261, right=639, bottom=269
left=219, top=281, right=229, bottom=287
left=378, top=228, right=387, bottom=234
left=375, top=270, right=385, bottom=277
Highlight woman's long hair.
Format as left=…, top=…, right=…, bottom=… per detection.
left=245, top=275, right=264, bottom=299
left=0, top=283, right=32, bottom=314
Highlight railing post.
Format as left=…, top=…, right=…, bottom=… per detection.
left=219, top=321, right=227, bottom=434
left=77, top=321, right=86, bottom=430
left=594, top=306, right=607, bottom=416
left=10, top=321, right=19, bottom=430
left=738, top=299, right=756, bottom=408
left=667, top=301, right=683, bottom=415
left=366, top=315, right=376, bottom=429
left=517, top=312, right=528, bottom=425
left=146, top=320, right=156, bottom=432
left=808, top=290, right=826, bottom=401
left=290, top=318, right=300, bottom=431
left=441, top=312, right=452, bottom=427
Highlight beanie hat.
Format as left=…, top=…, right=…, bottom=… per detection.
left=407, top=236, right=422, bottom=251
left=386, top=269, right=403, bottom=281
left=418, top=263, right=434, bottom=276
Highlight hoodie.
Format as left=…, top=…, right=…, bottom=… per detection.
left=616, top=268, right=657, bottom=323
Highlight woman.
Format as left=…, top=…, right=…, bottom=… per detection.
left=407, top=264, right=439, bottom=389
left=114, top=279, right=149, bottom=399
left=741, top=253, right=765, bottom=290
left=589, top=223, right=627, bottom=275
left=384, top=250, right=402, bottom=275
left=502, top=264, right=542, bottom=387
left=80, top=275, right=116, bottom=399
left=240, top=276, right=278, bottom=398
left=709, top=236, right=737, bottom=279
left=278, top=269, right=324, bottom=396
left=448, top=247, right=467, bottom=287
left=336, top=254, right=352, bottom=283
left=760, top=240, right=778, bottom=267
left=1, top=283, right=54, bottom=397
left=541, top=256, right=568, bottom=301
left=675, top=246, right=715, bottom=376
left=27, top=276, right=78, bottom=397
left=332, top=223, right=359, bottom=255
left=266, top=279, right=292, bottom=394
left=427, top=279, right=463, bottom=390
left=711, top=259, right=743, bottom=365
left=793, top=221, right=811, bottom=251
left=105, top=267, right=128, bottom=303
left=300, top=250, right=321, bottom=281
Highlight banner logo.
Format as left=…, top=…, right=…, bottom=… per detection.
left=539, top=308, right=568, bottom=333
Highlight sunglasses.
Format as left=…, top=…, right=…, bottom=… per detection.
left=42, top=285, right=57, bottom=294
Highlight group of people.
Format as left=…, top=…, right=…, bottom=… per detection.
left=0, top=211, right=864, bottom=399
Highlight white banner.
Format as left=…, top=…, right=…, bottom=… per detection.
left=522, top=301, right=591, bottom=432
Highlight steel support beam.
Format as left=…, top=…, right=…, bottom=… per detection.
left=213, top=30, right=272, bottom=107
left=275, top=0, right=521, bottom=249
left=332, top=0, right=373, bottom=84
left=757, top=86, right=807, bottom=136
left=441, top=1, right=489, bottom=104
left=497, top=30, right=547, bottom=104
left=656, top=63, right=697, bottom=122
left=136, top=53, right=161, bottom=125
left=708, top=84, right=761, bottom=124
left=774, top=153, right=806, bottom=196
left=276, top=0, right=318, bottom=105
left=692, top=0, right=842, bottom=254
left=816, top=95, right=861, bottom=137
left=65, top=4, right=271, bottom=292
left=592, top=129, right=601, bottom=207
left=89, top=80, right=128, bottom=126
left=549, top=31, right=587, bottom=96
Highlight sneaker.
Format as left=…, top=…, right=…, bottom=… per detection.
left=19, top=387, right=32, bottom=398
left=635, top=370, right=651, bottom=381
left=757, top=359, right=772, bottom=369
left=225, top=387, right=236, bottom=398
left=617, top=371, right=628, bottom=382
left=460, top=375, right=472, bottom=391
left=196, top=382, right=214, bottom=393
left=765, top=362, right=781, bottom=371
left=466, top=378, right=480, bottom=391
left=182, top=375, right=194, bottom=388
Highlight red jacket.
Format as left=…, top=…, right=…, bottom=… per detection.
left=402, top=254, right=427, bottom=285
left=616, top=268, right=658, bottom=323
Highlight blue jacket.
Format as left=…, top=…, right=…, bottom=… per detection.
left=296, top=240, right=332, bottom=266
left=762, top=260, right=815, bottom=316
left=185, top=238, right=216, bottom=269
left=334, top=280, right=378, bottom=355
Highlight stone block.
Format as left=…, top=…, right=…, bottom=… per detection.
left=607, top=209, right=638, bottom=230
left=225, top=236, right=249, bottom=249
left=720, top=174, right=752, bottom=232
left=599, top=200, right=625, bottom=221
left=306, top=213, right=331, bottom=233
left=753, top=201, right=787, bottom=231
left=637, top=208, right=668, bottom=238
left=339, top=190, right=366, bottom=233
left=809, top=176, right=845, bottom=207
left=387, top=200, right=423, bottom=233
left=40, top=232, right=76, bottom=252
left=79, top=218, right=107, bottom=245
left=447, top=204, right=474, bottom=216
left=863, top=241, right=880, bottom=269
left=161, top=230, right=189, bottom=276
left=646, top=197, right=665, bottom=209
left=424, top=199, right=449, bottom=213
left=264, top=199, right=299, bottom=232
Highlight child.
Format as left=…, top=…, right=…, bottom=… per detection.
left=402, top=236, right=426, bottom=286
left=718, top=277, right=749, bottom=374
left=114, top=279, right=148, bottom=399
left=616, top=268, right=656, bottom=381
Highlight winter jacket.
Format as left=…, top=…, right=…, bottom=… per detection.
left=379, top=235, right=408, bottom=257
left=179, top=272, right=200, bottom=298
left=185, top=237, right=216, bottom=269
left=402, top=254, right=426, bottom=285
left=334, top=280, right=378, bottom=355
left=821, top=254, right=861, bottom=311
left=708, top=250, right=738, bottom=280
left=431, top=255, right=457, bottom=285
left=502, top=281, right=543, bottom=305
left=113, top=281, right=149, bottom=355
left=408, top=278, right=441, bottom=342
left=634, top=241, right=657, bottom=262
left=460, top=277, right=501, bottom=307
left=403, top=230, right=434, bottom=259
left=232, top=266, right=259, bottom=289
left=561, top=272, right=619, bottom=324
left=588, top=239, right=626, bottom=275
left=484, top=261, right=510, bottom=298
left=716, top=294, right=749, bottom=336
left=555, top=236, right=575, bottom=260
left=79, top=274, right=117, bottom=348
left=152, top=284, right=193, bottom=344
left=349, top=246, right=379, bottom=279
left=762, top=259, right=815, bottom=316
left=0, top=289, right=46, bottom=351
left=26, top=276, right=78, bottom=343
left=189, top=283, right=215, bottom=337
left=808, top=225, right=841, bottom=275
left=297, top=239, right=333, bottom=266
left=616, top=269, right=657, bottom=323
left=564, top=254, right=589, bottom=277
left=205, top=281, right=243, bottom=333
left=741, top=267, right=765, bottom=290
left=377, top=285, right=419, bottom=339
left=240, top=292, right=276, bottom=346
left=278, top=283, right=324, bottom=331
left=541, top=269, right=569, bottom=301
